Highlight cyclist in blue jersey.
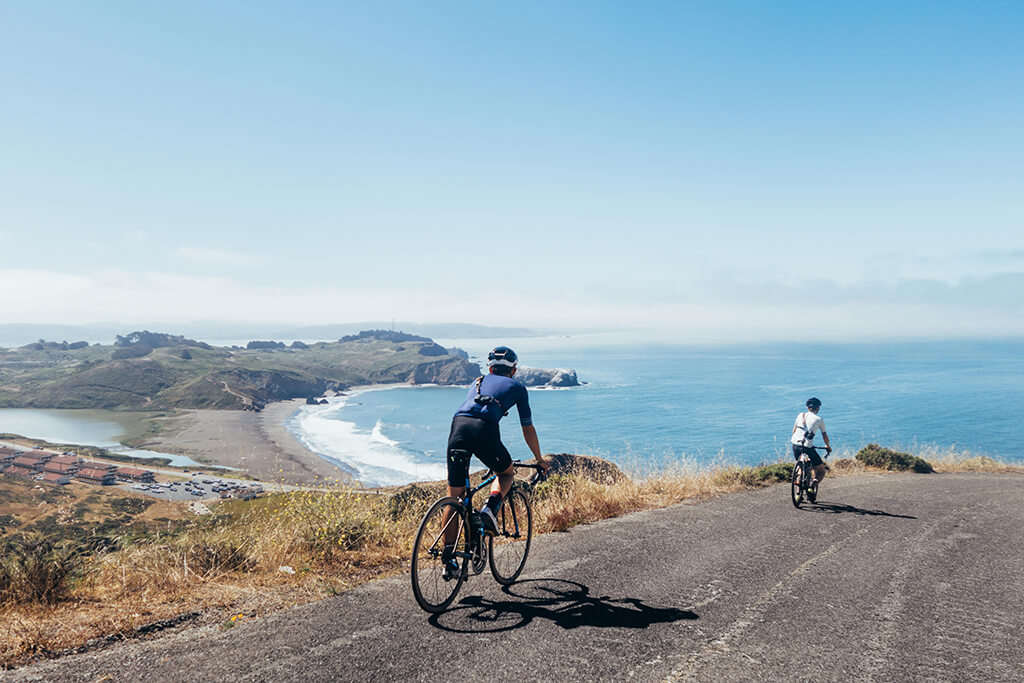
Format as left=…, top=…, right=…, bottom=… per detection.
left=444, top=346, right=549, bottom=565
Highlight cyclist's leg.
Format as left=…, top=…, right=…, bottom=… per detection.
left=807, top=448, right=825, bottom=481
left=791, top=445, right=803, bottom=481
left=445, top=419, right=474, bottom=546
left=476, top=423, right=514, bottom=500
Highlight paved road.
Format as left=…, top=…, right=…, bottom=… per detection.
left=6, top=472, right=1023, bottom=682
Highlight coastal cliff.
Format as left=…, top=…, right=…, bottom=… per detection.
left=0, top=330, right=479, bottom=411
left=514, top=366, right=581, bottom=387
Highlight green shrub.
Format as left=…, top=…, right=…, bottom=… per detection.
left=750, top=462, right=795, bottom=483
left=0, top=535, right=83, bottom=605
left=182, top=539, right=255, bottom=575
left=281, top=489, right=389, bottom=559
left=855, top=443, right=934, bottom=473
left=531, top=473, right=576, bottom=502
left=385, top=483, right=441, bottom=521
left=712, top=462, right=793, bottom=487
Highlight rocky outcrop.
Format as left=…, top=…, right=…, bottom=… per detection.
left=407, top=358, right=480, bottom=385
left=247, top=341, right=286, bottom=350
left=416, top=343, right=448, bottom=357
left=542, top=453, right=628, bottom=485
left=393, top=453, right=628, bottom=491
left=339, top=330, right=431, bottom=343
left=199, top=370, right=347, bottom=409
left=514, top=367, right=580, bottom=387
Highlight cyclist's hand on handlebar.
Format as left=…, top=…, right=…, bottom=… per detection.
left=537, top=455, right=552, bottom=472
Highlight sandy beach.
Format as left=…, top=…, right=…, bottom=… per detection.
left=141, top=400, right=354, bottom=485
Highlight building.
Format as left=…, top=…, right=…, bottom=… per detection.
left=11, top=456, right=43, bottom=473
left=37, top=472, right=71, bottom=485
left=18, top=450, right=53, bottom=466
left=43, top=461, right=79, bottom=476
left=75, top=467, right=116, bottom=486
left=5, top=465, right=36, bottom=479
left=48, top=454, right=80, bottom=467
left=115, top=467, right=155, bottom=483
left=0, top=446, right=21, bottom=462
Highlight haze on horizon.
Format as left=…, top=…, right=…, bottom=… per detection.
left=2, top=2, right=1022, bottom=343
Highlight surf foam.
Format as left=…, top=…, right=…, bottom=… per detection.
left=288, top=390, right=446, bottom=487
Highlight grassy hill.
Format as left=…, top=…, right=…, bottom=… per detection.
left=0, top=330, right=479, bottom=411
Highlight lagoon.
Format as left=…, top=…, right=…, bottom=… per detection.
left=0, top=408, right=202, bottom=467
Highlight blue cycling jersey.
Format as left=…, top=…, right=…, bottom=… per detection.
left=454, top=374, right=532, bottom=426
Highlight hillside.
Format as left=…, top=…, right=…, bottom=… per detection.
left=0, top=330, right=479, bottom=411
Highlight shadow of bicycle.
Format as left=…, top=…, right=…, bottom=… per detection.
left=429, top=578, right=698, bottom=633
left=804, top=500, right=917, bottom=519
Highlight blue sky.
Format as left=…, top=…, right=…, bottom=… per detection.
left=1, top=1, right=1022, bottom=340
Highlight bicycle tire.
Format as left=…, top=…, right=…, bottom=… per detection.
left=489, top=486, right=533, bottom=585
left=791, top=462, right=803, bottom=508
left=411, top=497, right=468, bottom=613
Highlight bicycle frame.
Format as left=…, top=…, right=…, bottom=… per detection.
left=447, top=462, right=540, bottom=570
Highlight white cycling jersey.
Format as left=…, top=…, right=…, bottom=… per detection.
left=791, top=411, right=826, bottom=447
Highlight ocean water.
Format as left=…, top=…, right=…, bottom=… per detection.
left=286, top=336, right=1024, bottom=486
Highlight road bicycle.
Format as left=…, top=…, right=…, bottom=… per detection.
left=791, top=445, right=829, bottom=508
left=411, top=460, right=543, bottom=613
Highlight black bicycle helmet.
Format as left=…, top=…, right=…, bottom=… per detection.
left=487, top=346, right=518, bottom=368
left=806, top=397, right=822, bottom=409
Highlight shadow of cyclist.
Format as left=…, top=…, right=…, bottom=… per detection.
left=428, top=578, right=698, bottom=633
left=804, top=500, right=917, bottom=519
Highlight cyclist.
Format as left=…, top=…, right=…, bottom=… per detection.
left=442, top=346, right=550, bottom=577
left=791, top=397, right=832, bottom=487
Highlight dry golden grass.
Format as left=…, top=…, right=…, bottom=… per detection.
left=2, top=449, right=1020, bottom=669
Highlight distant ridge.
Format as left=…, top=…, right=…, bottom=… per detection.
left=0, top=322, right=540, bottom=349
left=0, top=330, right=481, bottom=410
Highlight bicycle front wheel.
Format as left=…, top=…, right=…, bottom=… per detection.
left=489, top=486, right=533, bottom=585
left=411, top=497, right=468, bottom=613
left=790, top=462, right=804, bottom=508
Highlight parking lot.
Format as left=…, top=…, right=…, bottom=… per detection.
left=121, top=475, right=265, bottom=501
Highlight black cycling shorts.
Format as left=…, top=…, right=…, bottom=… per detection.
left=792, top=444, right=823, bottom=467
left=446, top=415, right=512, bottom=486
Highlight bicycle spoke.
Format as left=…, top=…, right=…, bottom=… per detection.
left=411, top=498, right=467, bottom=613
left=490, top=487, right=533, bottom=585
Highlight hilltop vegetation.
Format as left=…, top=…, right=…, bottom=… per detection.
left=0, top=330, right=478, bottom=411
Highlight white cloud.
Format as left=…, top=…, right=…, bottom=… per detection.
left=173, top=247, right=265, bottom=267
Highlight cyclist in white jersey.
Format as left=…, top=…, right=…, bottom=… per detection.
left=791, top=397, right=832, bottom=486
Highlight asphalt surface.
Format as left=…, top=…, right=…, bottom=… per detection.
left=5, top=472, right=1023, bottom=683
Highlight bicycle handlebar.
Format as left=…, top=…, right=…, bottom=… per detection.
left=512, top=459, right=548, bottom=485
left=512, top=460, right=543, bottom=469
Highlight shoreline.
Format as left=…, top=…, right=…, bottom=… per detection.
left=140, top=385, right=425, bottom=485
left=140, top=400, right=356, bottom=485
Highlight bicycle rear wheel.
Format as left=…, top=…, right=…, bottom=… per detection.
left=411, top=497, right=468, bottom=613
left=489, top=486, right=533, bottom=585
left=791, top=462, right=804, bottom=508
